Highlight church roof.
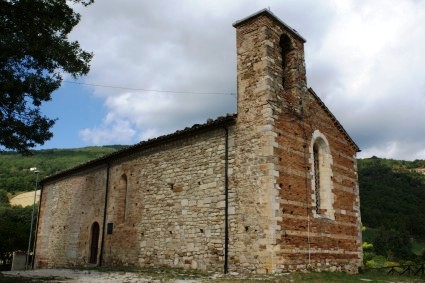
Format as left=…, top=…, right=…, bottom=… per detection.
left=41, top=114, right=236, bottom=185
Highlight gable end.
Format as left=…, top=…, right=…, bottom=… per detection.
left=308, top=88, right=360, bottom=152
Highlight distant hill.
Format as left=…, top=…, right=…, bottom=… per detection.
left=0, top=145, right=126, bottom=193
left=358, top=157, right=425, bottom=240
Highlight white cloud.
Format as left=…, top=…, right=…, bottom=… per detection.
left=67, top=0, right=425, bottom=160
left=79, top=119, right=135, bottom=145
left=307, top=0, right=425, bottom=160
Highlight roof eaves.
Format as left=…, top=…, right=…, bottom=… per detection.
left=41, top=114, right=237, bottom=185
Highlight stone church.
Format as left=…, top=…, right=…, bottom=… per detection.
left=34, top=9, right=362, bottom=274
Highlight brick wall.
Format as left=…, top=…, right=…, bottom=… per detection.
left=232, top=10, right=362, bottom=273
left=275, top=92, right=362, bottom=272
left=35, top=168, right=106, bottom=268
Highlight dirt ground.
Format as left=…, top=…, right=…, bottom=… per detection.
left=1, top=268, right=204, bottom=282
left=3, top=268, right=423, bottom=283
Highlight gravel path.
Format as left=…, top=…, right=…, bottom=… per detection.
left=2, top=269, right=202, bottom=282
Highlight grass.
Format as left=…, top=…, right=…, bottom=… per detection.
left=214, top=270, right=425, bottom=282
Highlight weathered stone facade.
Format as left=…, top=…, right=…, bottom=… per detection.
left=35, top=124, right=235, bottom=271
left=34, top=9, right=362, bottom=274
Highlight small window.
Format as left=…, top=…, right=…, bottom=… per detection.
left=310, top=130, right=335, bottom=219
left=279, top=34, right=293, bottom=88
left=107, top=223, right=114, bottom=235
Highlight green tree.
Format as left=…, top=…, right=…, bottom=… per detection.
left=0, top=205, right=33, bottom=270
left=373, top=227, right=413, bottom=261
left=0, top=0, right=93, bottom=154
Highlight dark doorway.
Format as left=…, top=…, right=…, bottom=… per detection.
left=89, top=222, right=100, bottom=264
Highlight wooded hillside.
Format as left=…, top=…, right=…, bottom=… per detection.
left=358, top=157, right=425, bottom=263
left=358, top=157, right=425, bottom=240
left=0, top=146, right=125, bottom=193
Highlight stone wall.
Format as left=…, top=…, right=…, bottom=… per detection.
left=231, top=14, right=283, bottom=274
left=35, top=167, right=107, bottom=268
left=102, top=127, right=234, bottom=271
left=35, top=126, right=234, bottom=271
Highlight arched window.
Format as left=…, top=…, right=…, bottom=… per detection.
left=279, top=34, right=292, bottom=88
left=310, top=130, right=335, bottom=220
left=118, top=174, right=128, bottom=223
left=313, top=143, right=321, bottom=213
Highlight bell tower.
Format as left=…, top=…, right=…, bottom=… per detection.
left=232, top=9, right=362, bottom=274
left=233, top=8, right=307, bottom=115
left=231, top=9, right=308, bottom=273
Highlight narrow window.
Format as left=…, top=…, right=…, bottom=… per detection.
left=310, top=130, right=335, bottom=219
left=279, top=34, right=292, bottom=88
left=313, top=143, right=321, bottom=214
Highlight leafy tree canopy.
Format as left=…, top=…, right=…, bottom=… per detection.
left=0, top=0, right=93, bottom=154
left=0, top=204, right=33, bottom=270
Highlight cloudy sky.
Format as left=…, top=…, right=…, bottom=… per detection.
left=39, top=0, right=425, bottom=160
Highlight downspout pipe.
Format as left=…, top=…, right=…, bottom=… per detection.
left=99, top=162, right=110, bottom=266
left=32, top=184, right=43, bottom=269
left=223, top=126, right=229, bottom=274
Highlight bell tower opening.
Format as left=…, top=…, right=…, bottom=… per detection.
left=279, top=34, right=292, bottom=89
